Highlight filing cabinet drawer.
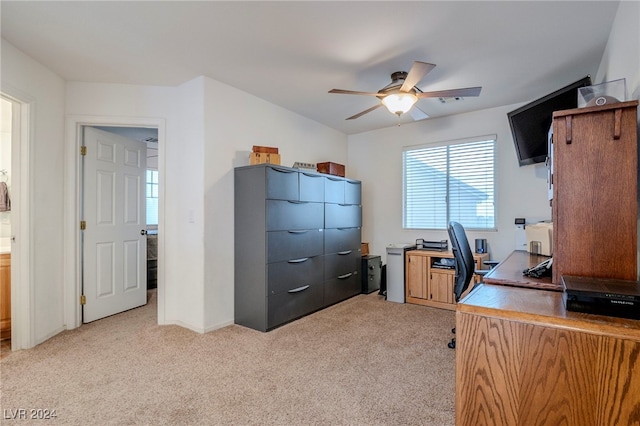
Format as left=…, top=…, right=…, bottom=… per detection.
left=324, top=227, right=361, bottom=254
left=267, top=256, right=324, bottom=295
left=265, top=166, right=299, bottom=200
left=324, top=250, right=360, bottom=279
left=345, top=180, right=361, bottom=205
left=267, top=229, right=324, bottom=263
left=266, top=200, right=324, bottom=231
left=324, top=273, right=360, bottom=306
left=299, top=172, right=325, bottom=202
left=325, top=178, right=361, bottom=205
left=267, top=283, right=324, bottom=329
left=324, top=203, right=362, bottom=229
left=324, top=177, right=345, bottom=204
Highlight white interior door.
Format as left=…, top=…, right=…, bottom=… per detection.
left=83, top=127, right=147, bottom=323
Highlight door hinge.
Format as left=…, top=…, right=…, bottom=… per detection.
left=80, top=146, right=87, bottom=156
left=80, top=220, right=86, bottom=230
left=80, top=295, right=86, bottom=305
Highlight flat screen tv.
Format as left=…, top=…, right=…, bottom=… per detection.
left=508, top=76, right=592, bottom=166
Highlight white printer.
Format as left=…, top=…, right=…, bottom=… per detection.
left=525, top=222, right=553, bottom=256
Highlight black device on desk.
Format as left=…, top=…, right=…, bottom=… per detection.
left=523, top=257, right=552, bottom=278
left=563, top=275, right=640, bottom=320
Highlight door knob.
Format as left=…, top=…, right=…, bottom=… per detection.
left=140, top=230, right=147, bottom=235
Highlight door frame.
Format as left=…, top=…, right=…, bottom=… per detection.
left=64, top=115, right=166, bottom=329
left=1, top=88, right=34, bottom=351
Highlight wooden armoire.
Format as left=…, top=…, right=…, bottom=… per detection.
left=551, top=100, right=638, bottom=284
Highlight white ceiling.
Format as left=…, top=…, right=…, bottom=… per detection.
left=0, top=1, right=621, bottom=135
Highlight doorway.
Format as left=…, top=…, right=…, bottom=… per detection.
left=82, top=125, right=160, bottom=322
left=1, top=91, right=31, bottom=353
left=65, top=116, right=165, bottom=331
left=0, top=96, right=13, bottom=357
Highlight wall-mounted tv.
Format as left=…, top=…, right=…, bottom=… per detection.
left=508, top=75, right=592, bottom=166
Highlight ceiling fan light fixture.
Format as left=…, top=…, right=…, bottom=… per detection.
left=382, top=92, right=418, bottom=115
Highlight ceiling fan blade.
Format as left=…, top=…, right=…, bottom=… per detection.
left=400, top=61, right=436, bottom=92
left=416, top=86, right=482, bottom=99
left=329, top=88, right=384, bottom=97
left=409, top=105, right=429, bottom=121
left=346, top=103, right=383, bottom=120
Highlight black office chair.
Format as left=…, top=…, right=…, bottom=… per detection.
left=447, top=221, right=497, bottom=349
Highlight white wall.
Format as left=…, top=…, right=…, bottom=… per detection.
left=595, top=1, right=640, bottom=102
left=65, top=80, right=211, bottom=331
left=348, top=0, right=639, bottom=268
left=347, top=105, right=551, bottom=263
left=202, top=76, right=348, bottom=330
left=164, top=77, right=206, bottom=330
left=1, top=39, right=66, bottom=347
left=66, top=76, right=348, bottom=333
left=595, top=0, right=640, bottom=274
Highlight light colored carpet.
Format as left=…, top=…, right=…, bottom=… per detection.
left=0, top=291, right=456, bottom=425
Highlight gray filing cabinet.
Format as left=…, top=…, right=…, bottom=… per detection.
left=234, top=164, right=362, bottom=331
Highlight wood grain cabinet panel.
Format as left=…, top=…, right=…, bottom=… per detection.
left=406, top=254, right=427, bottom=299
left=0, top=253, right=10, bottom=340
left=456, top=284, right=640, bottom=426
left=552, top=101, right=638, bottom=283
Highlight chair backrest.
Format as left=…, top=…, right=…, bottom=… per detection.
left=448, top=221, right=475, bottom=302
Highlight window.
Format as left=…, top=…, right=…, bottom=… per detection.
left=403, top=135, right=496, bottom=230
left=146, top=170, right=159, bottom=226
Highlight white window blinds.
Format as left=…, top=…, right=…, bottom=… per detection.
left=403, top=136, right=496, bottom=230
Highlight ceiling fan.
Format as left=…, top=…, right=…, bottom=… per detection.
left=329, top=61, right=482, bottom=120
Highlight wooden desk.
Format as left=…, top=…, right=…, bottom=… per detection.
left=483, top=250, right=560, bottom=291
left=405, top=250, right=489, bottom=310
left=456, top=283, right=640, bottom=426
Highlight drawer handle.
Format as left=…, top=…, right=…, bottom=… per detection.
left=288, top=285, right=310, bottom=293
left=337, top=273, right=353, bottom=279
left=288, top=257, right=309, bottom=263
left=287, top=200, right=307, bottom=204
left=288, top=230, right=308, bottom=234
left=302, top=172, right=321, bottom=178
left=269, top=166, right=294, bottom=174
left=337, top=250, right=352, bottom=255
